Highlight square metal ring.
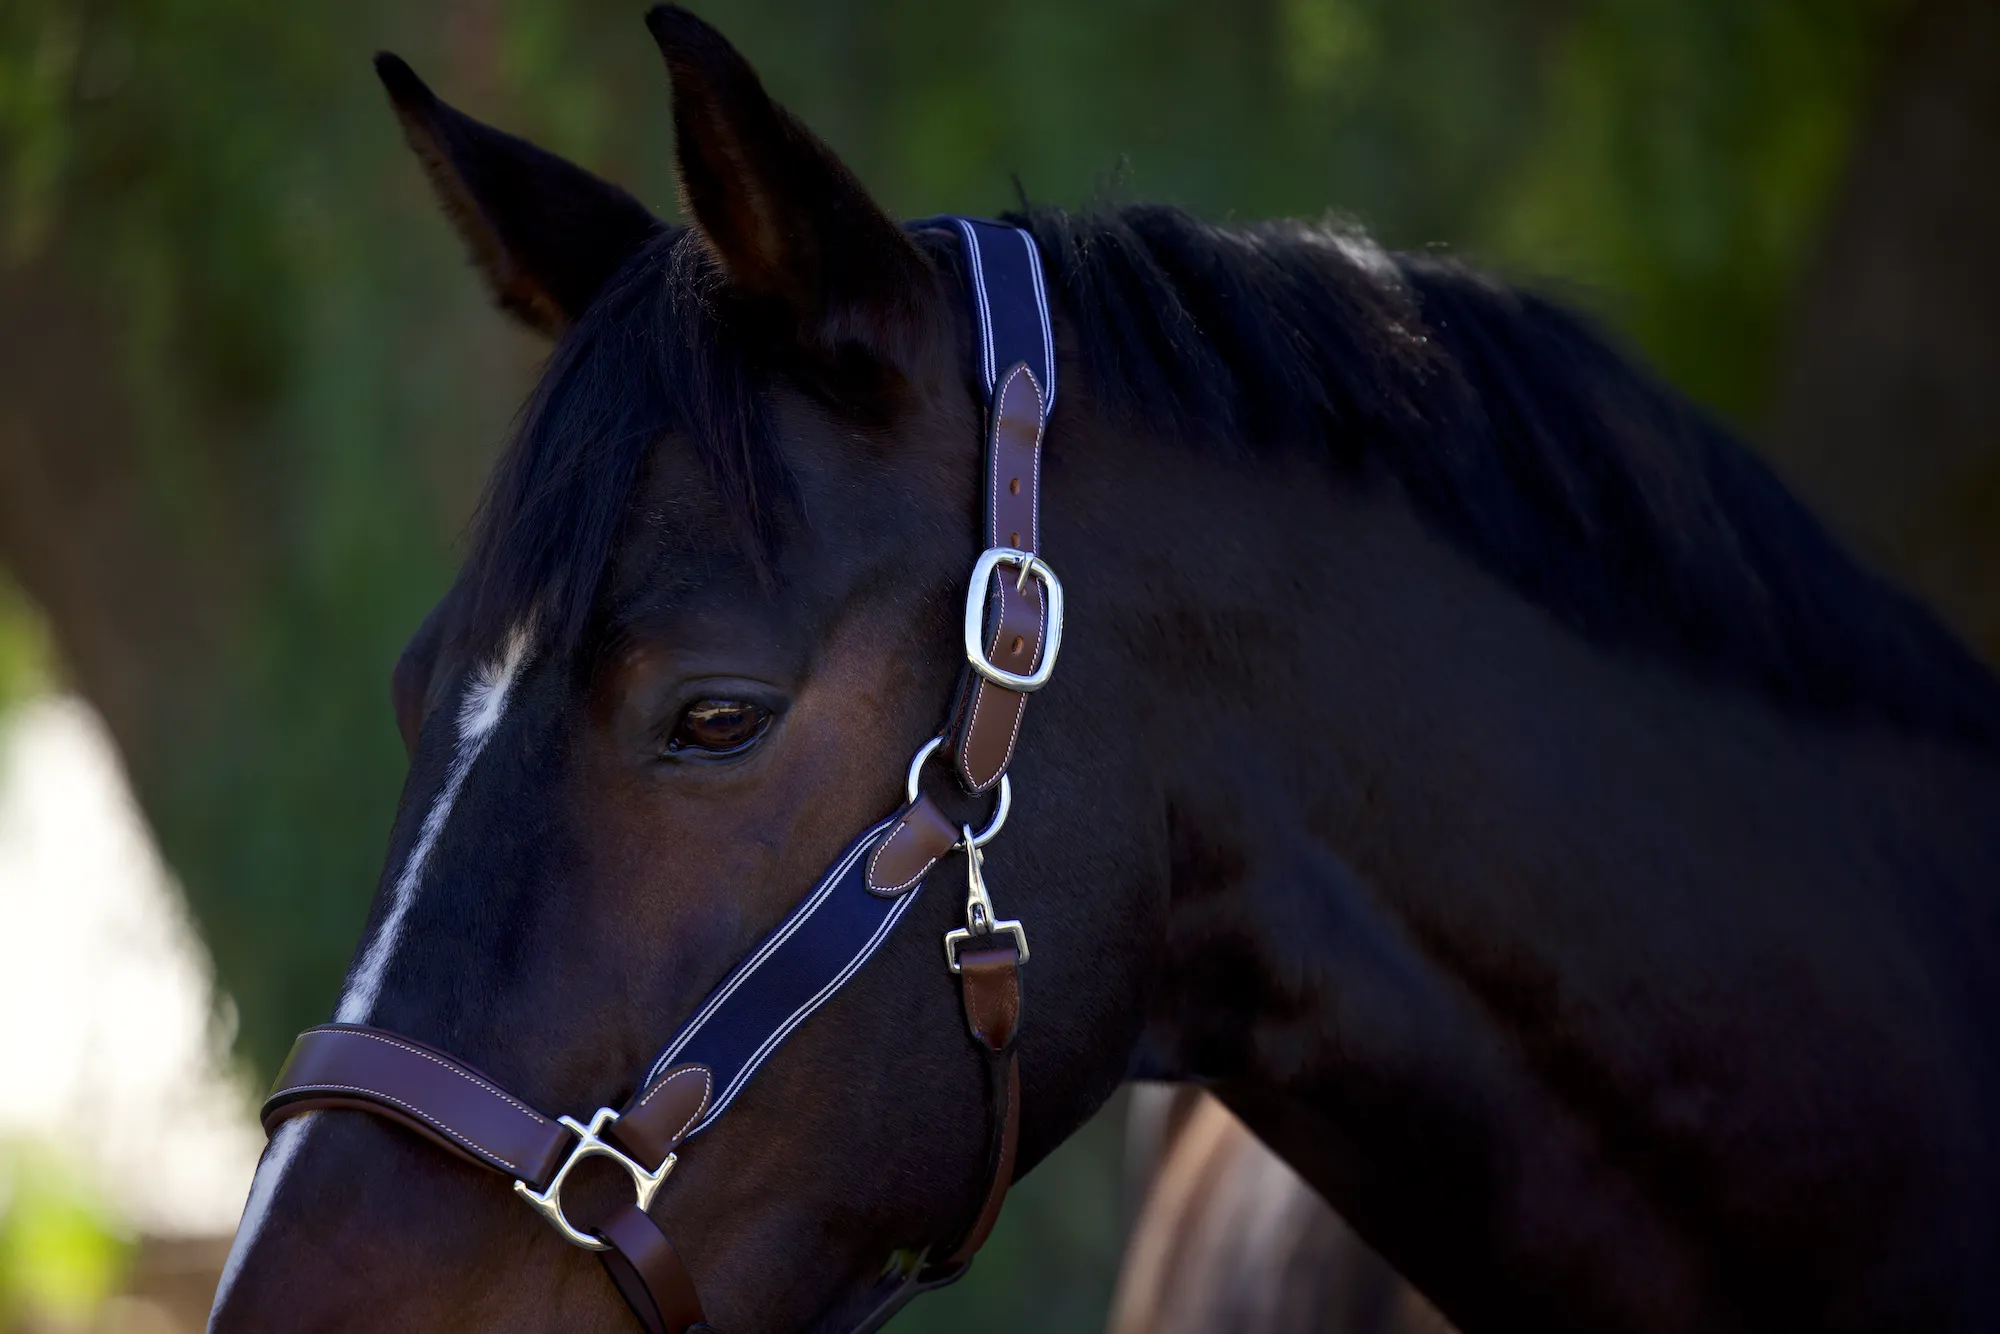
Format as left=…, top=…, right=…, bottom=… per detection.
left=512, top=1107, right=673, bottom=1253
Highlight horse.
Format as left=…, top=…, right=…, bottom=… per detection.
left=208, top=6, right=2000, bottom=1331
left=1113, top=1085, right=1451, bottom=1334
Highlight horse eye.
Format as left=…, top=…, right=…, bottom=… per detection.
left=665, top=699, right=772, bottom=757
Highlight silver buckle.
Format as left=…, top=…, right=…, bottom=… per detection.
left=943, top=834, right=1030, bottom=973
left=963, top=547, right=1063, bottom=693
left=513, top=1107, right=673, bottom=1252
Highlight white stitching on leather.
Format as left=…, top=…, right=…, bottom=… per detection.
left=961, top=596, right=1007, bottom=792
left=636, top=1065, right=713, bottom=1145
left=996, top=688, right=1030, bottom=781
left=989, top=364, right=1016, bottom=544
left=962, top=363, right=1047, bottom=793
left=866, top=812, right=945, bottom=895
left=962, top=669, right=1001, bottom=790
left=962, top=365, right=1046, bottom=791
left=279, top=1084, right=523, bottom=1175
left=999, top=364, right=1047, bottom=550
left=963, top=655, right=1033, bottom=792
left=324, top=1029, right=546, bottom=1124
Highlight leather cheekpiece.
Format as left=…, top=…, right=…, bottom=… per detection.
left=949, top=363, right=1050, bottom=792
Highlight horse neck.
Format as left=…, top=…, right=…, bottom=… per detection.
left=1078, top=425, right=2000, bottom=1330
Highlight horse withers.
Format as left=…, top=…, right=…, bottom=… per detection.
left=210, top=6, right=2000, bottom=1331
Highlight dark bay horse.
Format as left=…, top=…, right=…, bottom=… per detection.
left=210, top=7, right=2000, bottom=1331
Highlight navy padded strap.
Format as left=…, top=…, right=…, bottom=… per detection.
left=943, top=217, right=1056, bottom=418
left=641, top=815, right=925, bottom=1135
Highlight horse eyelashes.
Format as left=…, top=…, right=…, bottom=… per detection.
left=665, top=699, right=773, bottom=756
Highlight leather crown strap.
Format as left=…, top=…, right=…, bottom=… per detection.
left=260, top=217, right=1059, bottom=1334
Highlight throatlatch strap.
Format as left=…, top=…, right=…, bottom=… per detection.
left=943, top=943, right=1023, bottom=1265
left=598, top=1205, right=710, bottom=1334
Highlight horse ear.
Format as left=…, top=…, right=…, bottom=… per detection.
left=643, top=6, right=939, bottom=362
left=374, top=53, right=663, bottom=338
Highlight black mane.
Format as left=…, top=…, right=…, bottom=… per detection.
left=466, top=205, right=2000, bottom=748
left=1016, top=204, right=2000, bottom=748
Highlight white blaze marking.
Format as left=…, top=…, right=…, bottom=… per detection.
left=209, top=1113, right=313, bottom=1325
left=335, top=622, right=533, bottom=1025
left=208, top=625, right=533, bottom=1327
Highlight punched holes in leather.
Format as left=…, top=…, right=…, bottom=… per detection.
left=950, top=364, right=1051, bottom=794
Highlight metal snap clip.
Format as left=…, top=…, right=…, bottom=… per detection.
left=943, top=831, right=1030, bottom=973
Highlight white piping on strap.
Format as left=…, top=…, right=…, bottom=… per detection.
left=955, top=218, right=997, bottom=390
left=646, top=816, right=894, bottom=1087
left=695, top=885, right=924, bottom=1133
left=1019, top=226, right=1056, bottom=414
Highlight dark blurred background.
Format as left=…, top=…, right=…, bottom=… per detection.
left=0, top=0, right=1994, bottom=1329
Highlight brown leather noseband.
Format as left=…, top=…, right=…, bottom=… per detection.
left=259, top=218, right=1059, bottom=1332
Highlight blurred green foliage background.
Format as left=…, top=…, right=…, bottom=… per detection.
left=0, top=0, right=1994, bottom=1329
left=0, top=1148, right=131, bottom=1331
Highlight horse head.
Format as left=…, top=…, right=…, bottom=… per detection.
left=210, top=9, right=1160, bottom=1330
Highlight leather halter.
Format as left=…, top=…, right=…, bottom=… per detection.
left=260, top=217, right=1059, bottom=1333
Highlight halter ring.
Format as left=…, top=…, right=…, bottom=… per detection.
left=904, top=736, right=1011, bottom=849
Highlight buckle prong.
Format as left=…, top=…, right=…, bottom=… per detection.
left=964, top=547, right=1063, bottom=693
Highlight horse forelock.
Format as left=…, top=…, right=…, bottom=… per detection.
left=457, top=227, right=788, bottom=670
